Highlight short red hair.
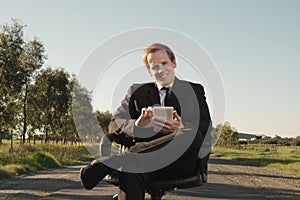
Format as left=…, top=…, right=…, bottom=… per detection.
left=142, top=43, right=175, bottom=68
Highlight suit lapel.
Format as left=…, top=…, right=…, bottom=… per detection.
left=168, top=78, right=182, bottom=115
left=137, top=79, right=185, bottom=116
left=145, top=83, right=161, bottom=106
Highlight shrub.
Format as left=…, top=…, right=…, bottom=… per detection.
left=238, top=140, right=248, bottom=145
left=26, top=152, right=61, bottom=169
left=0, top=168, right=12, bottom=179
left=291, top=137, right=300, bottom=146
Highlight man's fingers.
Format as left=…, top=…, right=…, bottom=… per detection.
left=153, top=119, right=166, bottom=128
left=173, top=110, right=181, bottom=121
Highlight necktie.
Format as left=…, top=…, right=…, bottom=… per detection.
left=161, top=87, right=170, bottom=106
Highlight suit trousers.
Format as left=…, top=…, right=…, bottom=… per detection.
left=112, top=129, right=205, bottom=200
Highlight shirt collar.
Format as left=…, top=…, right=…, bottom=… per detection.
left=156, top=80, right=174, bottom=91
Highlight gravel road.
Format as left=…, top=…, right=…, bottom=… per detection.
left=0, top=157, right=299, bottom=200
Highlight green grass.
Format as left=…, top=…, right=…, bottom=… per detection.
left=26, top=152, right=61, bottom=168
left=212, top=145, right=300, bottom=176
left=0, top=139, right=94, bottom=180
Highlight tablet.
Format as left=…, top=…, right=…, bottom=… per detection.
left=153, top=106, right=173, bottom=120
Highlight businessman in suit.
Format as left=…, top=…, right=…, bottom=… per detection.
left=80, top=43, right=211, bottom=200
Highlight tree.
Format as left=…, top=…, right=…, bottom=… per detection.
left=71, top=80, right=101, bottom=143
left=29, top=67, right=72, bottom=141
left=215, top=122, right=238, bottom=147
left=58, top=75, right=78, bottom=139
left=95, top=110, right=112, bottom=133
left=0, top=20, right=26, bottom=142
left=19, top=38, right=46, bottom=143
left=291, top=136, right=300, bottom=146
left=0, top=20, right=46, bottom=144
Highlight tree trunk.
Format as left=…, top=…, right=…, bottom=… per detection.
left=22, top=83, right=28, bottom=144
left=45, top=128, right=48, bottom=144
left=10, top=130, right=13, bottom=149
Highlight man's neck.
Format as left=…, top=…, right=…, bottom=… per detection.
left=156, top=78, right=175, bottom=90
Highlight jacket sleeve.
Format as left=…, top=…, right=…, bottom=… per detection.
left=112, top=84, right=137, bottom=136
left=112, top=84, right=153, bottom=138
left=196, top=84, right=212, bottom=138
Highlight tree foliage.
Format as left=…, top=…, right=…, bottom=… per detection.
left=29, top=68, right=72, bottom=139
left=0, top=20, right=47, bottom=143
left=0, top=20, right=95, bottom=145
left=215, top=122, right=238, bottom=147
left=0, top=20, right=25, bottom=140
left=71, top=80, right=101, bottom=143
left=95, top=110, right=112, bottom=133
left=291, top=136, right=300, bottom=146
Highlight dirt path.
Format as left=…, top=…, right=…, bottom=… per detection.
left=0, top=158, right=299, bottom=200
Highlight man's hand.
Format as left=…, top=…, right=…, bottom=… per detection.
left=134, top=107, right=153, bottom=128
left=152, top=110, right=183, bottom=134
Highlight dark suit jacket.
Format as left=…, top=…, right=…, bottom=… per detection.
left=113, top=77, right=211, bottom=177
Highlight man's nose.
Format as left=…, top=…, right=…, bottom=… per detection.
left=157, top=65, right=166, bottom=73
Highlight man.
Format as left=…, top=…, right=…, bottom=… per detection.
left=80, top=43, right=211, bottom=200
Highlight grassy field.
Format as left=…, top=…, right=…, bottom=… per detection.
left=2, top=139, right=299, bottom=180
left=0, top=139, right=94, bottom=180
left=211, top=145, right=300, bottom=176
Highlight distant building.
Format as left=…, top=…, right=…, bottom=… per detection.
left=238, top=132, right=267, bottom=141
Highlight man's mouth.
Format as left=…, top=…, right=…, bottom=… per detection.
left=159, top=74, right=168, bottom=78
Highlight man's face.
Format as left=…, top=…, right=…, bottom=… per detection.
left=146, top=49, right=176, bottom=86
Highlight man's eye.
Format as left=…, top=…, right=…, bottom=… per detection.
left=151, top=65, right=159, bottom=70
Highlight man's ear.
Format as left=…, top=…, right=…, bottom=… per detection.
left=172, top=59, right=177, bottom=68
left=146, top=66, right=153, bottom=76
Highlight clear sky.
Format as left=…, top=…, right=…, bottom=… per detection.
left=1, top=0, right=300, bottom=138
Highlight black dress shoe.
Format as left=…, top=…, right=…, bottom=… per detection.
left=80, top=161, right=113, bottom=190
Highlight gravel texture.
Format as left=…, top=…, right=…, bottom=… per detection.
left=0, top=158, right=299, bottom=200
